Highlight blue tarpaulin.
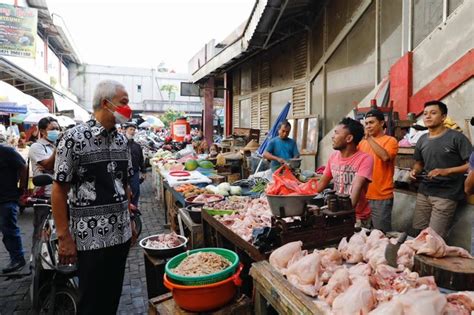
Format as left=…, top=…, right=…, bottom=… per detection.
left=0, top=102, right=28, bottom=114
left=257, top=101, right=291, bottom=156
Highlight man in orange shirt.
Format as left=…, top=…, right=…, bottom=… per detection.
left=359, top=109, right=398, bottom=232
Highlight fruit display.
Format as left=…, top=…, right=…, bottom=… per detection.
left=184, top=159, right=199, bottom=171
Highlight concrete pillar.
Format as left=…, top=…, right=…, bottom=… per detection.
left=203, top=77, right=214, bottom=145
left=224, top=72, right=232, bottom=136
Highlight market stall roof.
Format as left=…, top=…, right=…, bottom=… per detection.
left=53, top=93, right=91, bottom=122
left=191, top=0, right=323, bottom=83
left=0, top=81, right=49, bottom=114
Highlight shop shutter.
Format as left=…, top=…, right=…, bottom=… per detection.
left=233, top=96, right=240, bottom=129
left=293, top=34, right=308, bottom=80
left=259, top=92, right=270, bottom=143
left=292, top=84, right=306, bottom=117
left=251, top=95, right=259, bottom=129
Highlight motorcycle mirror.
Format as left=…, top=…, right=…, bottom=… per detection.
left=33, top=174, right=53, bottom=187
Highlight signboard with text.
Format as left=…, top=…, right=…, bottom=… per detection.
left=0, top=4, right=37, bottom=58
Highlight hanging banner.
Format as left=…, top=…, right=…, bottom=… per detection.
left=0, top=4, right=37, bottom=58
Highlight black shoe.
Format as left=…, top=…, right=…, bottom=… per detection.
left=2, top=258, right=26, bottom=274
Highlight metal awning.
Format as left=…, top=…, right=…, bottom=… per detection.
left=0, top=57, right=59, bottom=99
left=191, top=0, right=323, bottom=83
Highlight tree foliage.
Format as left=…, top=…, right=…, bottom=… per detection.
left=160, top=108, right=185, bottom=128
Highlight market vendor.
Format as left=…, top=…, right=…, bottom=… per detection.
left=317, top=117, right=374, bottom=229
left=263, top=120, right=299, bottom=171
left=409, top=101, right=471, bottom=239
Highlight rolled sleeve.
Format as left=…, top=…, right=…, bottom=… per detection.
left=54, top=131, right=76, bottom=183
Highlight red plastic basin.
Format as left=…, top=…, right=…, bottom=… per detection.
left=163, top=264, right=243, bottom=312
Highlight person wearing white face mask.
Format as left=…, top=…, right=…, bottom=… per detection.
left=52, top=80, right=136, bottom=314
left=124, top=122, right=146, bottom=207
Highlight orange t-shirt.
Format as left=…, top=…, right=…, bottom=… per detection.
left=358, top=135, right=398, bottom=200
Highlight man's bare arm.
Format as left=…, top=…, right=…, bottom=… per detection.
left=350, top=175, right=369, bottom=208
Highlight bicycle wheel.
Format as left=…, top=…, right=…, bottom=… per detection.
left=39, top=284, right=79, bottom=315
left=133, top=214, right=142, bottom=238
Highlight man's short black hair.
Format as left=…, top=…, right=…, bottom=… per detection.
left=339, top=117, right=365, bottom=145
left=424, top=100, right=448, bottom=115
left=38, top=116, right=58, bottom=131
left=278, top=120, right=291, bottom=130
left=365, top=109, right=385, bottom=121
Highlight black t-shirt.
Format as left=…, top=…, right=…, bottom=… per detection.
left=0, top=144, right=26, bottom=203
left=414, top=129, right=472, bottom=200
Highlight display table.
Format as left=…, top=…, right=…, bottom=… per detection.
left=148, top=293, right=252, bottom=315
left=177, top=208, right=203, bottom=248
left=250, top=261, right=323, bottom=315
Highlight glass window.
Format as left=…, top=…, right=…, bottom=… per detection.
left=239, top=98, right=251, bottom=128
left=270, top=89, right=292, bottom=127
left=412, top=0, right=443, bottom=49
left=380, top=0, right=403, bottom=78
left=325, top=2, right=375, bottom=134
left=311, top=71, right=323, bottom=118
left=449, top=0, right=464, bottom=15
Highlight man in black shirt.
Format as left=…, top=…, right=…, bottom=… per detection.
left=124, top=123, right=146, bottom=206
left=0, top=136, right=28, bottom=273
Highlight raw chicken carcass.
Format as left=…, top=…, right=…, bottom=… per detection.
left=405, top=227, right=473, bottom=259
left=348, top=262, right=372, bottom=280
left=368, top=299, right=404, bottom=315
left=365, top=238, right=389, bottom=269
left=339, top=231, right=367, bottom=263
left=285, top=252, right=322, bottom=296
left=269, top=241, right=303, bottom=274
left=332, top=277, right=377, bottom=315
left=319, top=267, right=351, bottom=305
left=319, top=247, right=343, bottom=268
left=395, top=288, right=447, bottom=315
left=446, top=291, right=474, bottom=313
left=396, top=243, right=415, bottom=270
left=363, top=229, right=387, bottom=260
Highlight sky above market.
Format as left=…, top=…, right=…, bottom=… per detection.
left=47, top=0, right=255, bottom=73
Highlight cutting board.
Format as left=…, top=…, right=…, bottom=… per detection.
left=413, top=254, right=474, bottom=291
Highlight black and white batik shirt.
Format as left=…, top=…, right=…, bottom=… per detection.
left=54, top=119, right=133, bottom=251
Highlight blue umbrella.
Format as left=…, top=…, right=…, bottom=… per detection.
left=257, top=101, right=291, bottom=156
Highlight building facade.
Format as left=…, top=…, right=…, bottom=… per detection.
left=69, top=63, right=203, bottom=117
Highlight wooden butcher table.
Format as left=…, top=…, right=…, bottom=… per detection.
left=250, top=261, right=325, bottom=315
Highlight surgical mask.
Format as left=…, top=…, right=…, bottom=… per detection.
left=106, top=99, right=132, bottom=124
left=46, top=130, right=59, bottom=143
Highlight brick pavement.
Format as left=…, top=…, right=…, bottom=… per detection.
left=0, top=172, right=167, bottom=314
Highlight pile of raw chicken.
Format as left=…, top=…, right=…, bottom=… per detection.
left=215, top=197, right=273, bottom=242
left=269, top=227, right=473, bottom=314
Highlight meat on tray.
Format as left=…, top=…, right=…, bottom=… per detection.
left=213, top=197, right=273, bottom=242
left=144, top=232, right=183, bottom=249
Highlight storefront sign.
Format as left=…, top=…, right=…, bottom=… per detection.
left=0, top=4, right=37, bottom=58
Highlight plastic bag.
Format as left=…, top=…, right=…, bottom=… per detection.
left=266, top=165, right=318, bottom=195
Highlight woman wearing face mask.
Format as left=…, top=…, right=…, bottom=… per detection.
left=28, top=116, right=60, bottom=252
left=124, top=122, right=146, bottom=207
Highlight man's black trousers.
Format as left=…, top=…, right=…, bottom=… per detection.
left=77, top=239, right=131, bottom=315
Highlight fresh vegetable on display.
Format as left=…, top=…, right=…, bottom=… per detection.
left=198, top=160, right=215, bottom=169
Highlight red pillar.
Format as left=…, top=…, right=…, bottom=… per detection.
left=389, top=52, right=412, bottom=120
left=224, top=72, right=232, bottom=136
left=203, top=77, right=214, bottom=145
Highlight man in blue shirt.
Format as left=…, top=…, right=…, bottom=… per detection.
left=263, top=120, right=300, bottom=170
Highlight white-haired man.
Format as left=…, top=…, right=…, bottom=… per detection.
left=52, top=80, right=136, bottom=314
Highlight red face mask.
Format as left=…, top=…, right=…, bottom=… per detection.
left=106, top=100, right=132, bottom=124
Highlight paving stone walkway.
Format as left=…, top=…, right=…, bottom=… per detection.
left=0, top=171, right=166, bottom=315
